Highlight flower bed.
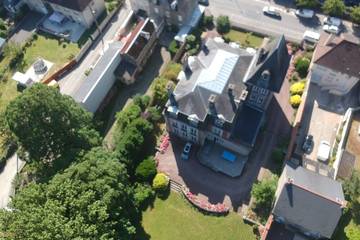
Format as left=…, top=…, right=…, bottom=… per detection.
left=182, top=187, right=229, bottom=215
left=158, top=134, right=170, bottom=153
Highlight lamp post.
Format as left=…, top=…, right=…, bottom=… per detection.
left=89, top=5, right=105, bottom=53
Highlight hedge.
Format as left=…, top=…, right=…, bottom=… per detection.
left=152, top=173, right=169, bottom=192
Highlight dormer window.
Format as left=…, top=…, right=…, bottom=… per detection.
left=170, top=0, right=178, bottom=11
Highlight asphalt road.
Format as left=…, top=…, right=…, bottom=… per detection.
left=208, top=0, right=359, bottom=43
left=59, top=2, right=132, bottom=96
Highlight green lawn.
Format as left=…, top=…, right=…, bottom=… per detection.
left=139, top=192, right=257, bottom=240
left=23, top=34, right=80, bottom=74
left=224, top=30, right=264, bottom=48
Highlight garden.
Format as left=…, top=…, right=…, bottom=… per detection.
left=138, top=192, right=257, bottom=240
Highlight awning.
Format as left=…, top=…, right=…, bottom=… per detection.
left=174, top=4, right=205, bottom=43
left=49, top=12, right=66, bottom=24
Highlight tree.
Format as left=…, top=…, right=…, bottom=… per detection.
left=185, top=34, right=200, bottom=56
left=133, top=94, right=150, bottom=111
left=216, top=15, right=231, bottom=34
left=0, top=148, right=138, bottom=239
left=135, top=156, right=157, bottom=183
left=115, top=118, right=153, bottom=171
left=115, top=104, right=142, bottom=133
left=322, top=0, right=346, bottom=17
left=345, top=221, right=360, bottom=240
left=202, top=15, right=214, bottom=29
left=133, top=183, right=155, bottom=210
left=152, top=77, right=172, bottom=107
left=350, top=6, right=360, bottom=25
left=295, top=0, right=319, bottom=8
left=251, top=175, right=278, bottom=210
left=4, top=84, right=100, bottom=170
left=343, top=171, right=360, bottom=220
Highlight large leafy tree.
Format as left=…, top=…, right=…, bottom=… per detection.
left=5, top=84, right=100, bottom=168
left=0, top=148, right=138, bottom=240
left=322, top=0, right=346, bottom=17
left=251, top=175, right=279, bottom=210
left=351, top=6, right=360, bottom=25
left=295, top=0, right=319, bottom=8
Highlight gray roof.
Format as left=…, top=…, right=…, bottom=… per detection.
left=46, top=0, right=93, bottom=12
left=273, top=164, right=345, bottom=239
left=245, top=35, right=290, bottom=92
left=74, top=41, right=122, bottom=103
left=173, top=38, right=254, bottom=122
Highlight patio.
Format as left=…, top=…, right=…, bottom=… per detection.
left=39, top=12, right=86, bottom=42
left=198, top=141, right=248, bottom=178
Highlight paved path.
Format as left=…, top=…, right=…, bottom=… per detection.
left=0, top=154, right=25, bottom=209
left=59, top=2, right=132, bottom=96
left=208, top=0, right=360, bottom=43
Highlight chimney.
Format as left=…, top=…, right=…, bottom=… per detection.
left=167, top=83, right=177, bottom=106
left=228, top=84, right=235, bottom=96
left=325, top=34, right=336, bottom=46
left=208, top=94, right=217, bottom=115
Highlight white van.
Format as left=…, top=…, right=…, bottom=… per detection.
left=317, top=141, right=331, bottom=162
left=303, top=30, right=320, bottom=44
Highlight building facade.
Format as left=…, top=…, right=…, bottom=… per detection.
left=129, top=0, right=198, bottom=27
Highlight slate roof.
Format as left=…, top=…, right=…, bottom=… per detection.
left=273, top=164, right=345, bottom=239
left=46, top=0, right=92, bottom=12
left=244, top=35, right=291, bottom=93
left=173, top=38, right=254, bottom=123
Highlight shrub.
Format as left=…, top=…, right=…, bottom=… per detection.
left=162, top=62, right=182, bottom=82
left=135, top=156, right=157, bottom=183
left=147, top=106, right=162, bottom=123
left=290, top=81, right=305, bottom=95
left=202, top=15, right=214, bottom=29
left=216, top=15, right=231, bottom=34
left=322, top=0, right=346, bottom=17
left=152, top=173, right=169, bottom=192
left=152, top=77, right=173, bottom=107
left=290, top=94, right=302, bottom=108
left=185, top=34, right=200, bottom=56
left=168, top=40, right=179, bottom=56
left=134, top=183, right=155, bottom=209
left=133, top=94, right=150, bottom=111
left=295, top=57, right=310, bottom=78
left=351, top=6, right=360, bottom=25
left=251, top=175, right=278, bottom=210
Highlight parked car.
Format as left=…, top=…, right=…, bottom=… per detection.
left=302, top=135, right=314, bottom=153
left=198, top=0, right=209, bottom=6
left=181, top=142, right=192, bottom=160
left=303, top=30, right=320, bottom=43
left=323, top=24, right=340, bottom=34
left=263, top=6, right=281, bottom=18
left=323, top=16, right=342, bottom=27
left=317, top=141, right=331, bottom=162
left=295, top=9, right=314, bottom=18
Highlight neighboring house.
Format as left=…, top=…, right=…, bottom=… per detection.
left=74, top=17, right=158, bottom=112
left=116, top=17, right=158, bottom=85
left=310, top=34, right=360, bottom=99
left=74, top=41, right=123, bottom=113
left=4, top=0, right=105, bottom=28
left=46, top=0, right=105, bottom=28
left=262, top=164, right=346, bottom=240
left=129, top=0, right=204, bottom=42
left=164, top=36, right=290, bottom=177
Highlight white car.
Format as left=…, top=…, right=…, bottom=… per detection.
left=323, top=16, right=342, bottom=27
left=317, top=141, right=331, bottom=162
left=295, top=9, right=314, bottom=18
left=323, top=24, right=340, bottom=34
left=263, top=6, right=281, bottom=17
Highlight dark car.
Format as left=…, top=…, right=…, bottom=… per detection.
left=302, top=135, right=313, bottom=153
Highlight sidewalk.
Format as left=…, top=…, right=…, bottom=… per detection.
left=0, top=154, right=25, bottom=209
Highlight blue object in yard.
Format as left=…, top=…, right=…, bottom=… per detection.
left=222, top=151, right=236, bottom=162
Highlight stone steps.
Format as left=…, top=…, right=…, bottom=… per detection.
left=170, top=180, right=183, bottom=193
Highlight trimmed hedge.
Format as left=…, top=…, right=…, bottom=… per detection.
left=290, top=94, right=302, bottom=108
left=152, top=173, right=169, bottom=192
left=290, top=81, right=305, bottom=96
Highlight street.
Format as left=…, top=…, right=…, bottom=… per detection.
left=59, top=2, right=132, bottom=96
left=208, top=0, right=359, bottom=43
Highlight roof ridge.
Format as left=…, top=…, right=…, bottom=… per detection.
left=286, top=180, right=346, bottom=208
